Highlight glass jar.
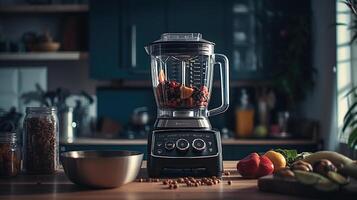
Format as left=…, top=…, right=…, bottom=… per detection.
left=0, top=132, right=21, bottom=177
left=23, top=107, right=59, bottom=174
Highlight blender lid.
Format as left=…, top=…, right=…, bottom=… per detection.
left=146, top=33, right=215, bottom=56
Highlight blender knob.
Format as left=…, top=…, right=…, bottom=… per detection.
left=192, top=139, right=206, bottom=151
left=165, top=141, right=175, bottom=151
left=176, top=139, right=190, bottom=151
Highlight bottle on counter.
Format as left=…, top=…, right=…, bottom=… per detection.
left=235, top=89, right=255, bottom=138
left=0, top=132, right=21, bottom=177
left=254, top=98, right=268, bottom=138
left=23, top=107, right=59, bottom=174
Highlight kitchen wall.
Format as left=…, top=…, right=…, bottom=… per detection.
left=0, top=67, right=47, bottom=111
left=1, top=60, right=102, bottom=95
left=301, top=0, right=337, bottom=150
left=47, top=60, right=102, bottom=94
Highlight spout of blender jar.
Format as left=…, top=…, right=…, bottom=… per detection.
left=144, top=46, right=149, bottom=55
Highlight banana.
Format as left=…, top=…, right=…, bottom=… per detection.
left=339, top=161, right=357, bottom=180
left=302, top=151, right=353, bottom=167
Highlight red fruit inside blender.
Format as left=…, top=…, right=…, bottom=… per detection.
left=156, top=80, right=209, bottom=109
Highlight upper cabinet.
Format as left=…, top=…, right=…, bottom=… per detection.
left=122, top=0, right=167, bottom=77
left=89, top=0, right=122, bottom=79
left=89, top=0, right=311, bottom=81
left=90, top=0, right=166, bottom=80
left=228, top=0, right=264, bottom=80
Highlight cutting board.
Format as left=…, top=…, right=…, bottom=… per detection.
left=258, top=175, right=357, bottom=199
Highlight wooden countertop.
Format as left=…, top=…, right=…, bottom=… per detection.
left=61, top=138, right=317, bottom=146
left=0, top=161, right=307, bottom=200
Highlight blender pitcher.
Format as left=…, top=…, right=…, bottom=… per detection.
left=145, top=33, right=229, bottom=129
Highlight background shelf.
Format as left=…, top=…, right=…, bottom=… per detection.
left=0, top=4, right=89, bottom=13
left=0, top=52, right=88, bottom=61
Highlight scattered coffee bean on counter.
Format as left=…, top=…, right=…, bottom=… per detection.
left=169, top=184, right=174, bottom=189
left=137, top=176, right=225, bottom=190
left=224, top=171, right=231, bottom=176
left=228, top=180, right=232, bottom=185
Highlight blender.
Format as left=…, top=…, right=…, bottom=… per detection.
left=145, top=33, right=229, bottom=177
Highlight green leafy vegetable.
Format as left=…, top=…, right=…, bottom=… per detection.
left=274, top=149, right=298, bottom=165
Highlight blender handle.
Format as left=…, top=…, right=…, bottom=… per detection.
left=208, top=54, right=230, bottom=117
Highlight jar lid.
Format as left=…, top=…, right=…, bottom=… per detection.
left=145, top=33, right=215, bottom=56
left=0, top=132, right=17, bottom=143
left=26, top=107, right=57, bottom=113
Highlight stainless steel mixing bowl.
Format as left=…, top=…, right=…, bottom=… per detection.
left=60, top=150, right=143, bottom=188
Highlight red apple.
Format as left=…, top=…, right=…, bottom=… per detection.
left=256, top=155, right=274, bottom=178
left=237, top=153, right=260, bottom=178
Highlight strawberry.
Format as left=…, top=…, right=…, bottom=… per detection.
left=256, top=155, right=274, bottom=178
left=200, top=85, right=208, bottom=93
left=237, top=153, right=274, bottom=178
left=237, top=153, right=260, bottom=178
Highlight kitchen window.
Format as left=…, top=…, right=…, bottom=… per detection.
left=336, top=0, right=354, bottom=142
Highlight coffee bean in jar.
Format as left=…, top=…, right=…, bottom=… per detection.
left=23, top=107, right=59, bottom=174
left=0, top=132, right=21, bottom=177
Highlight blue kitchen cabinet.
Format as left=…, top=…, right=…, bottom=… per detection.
left=89, top=0, right=166, bottom=80
left=96, top=88, right=156, bottom=125
left=122, top=0, right=167, bottom=79
left=89, top=0, right=229, bottom=80
left=89, top=0, right=123, bottom=79
left=89, top=0, right=311, bottom=81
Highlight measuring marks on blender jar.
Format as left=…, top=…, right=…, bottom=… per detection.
left=188, top=55, right=209, bottom=88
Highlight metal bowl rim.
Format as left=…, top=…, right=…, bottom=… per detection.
left=60, top=150, right=144, bottom=160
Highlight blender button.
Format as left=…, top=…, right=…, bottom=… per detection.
left=176, top=139, right=190, bottom=151
left=208, top=148, right=213, bottom=153
left=208, top=141, right=212, bottom=146
left=156, top=149, right=163, bottom=155
left=165, top=141, right=175, bottom=150
left=192, top=139, right=206, bottom=151
left=157, top=142, right=163, bottom=147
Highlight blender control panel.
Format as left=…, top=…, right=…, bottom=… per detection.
left=151, top=130, right=219, bottom=157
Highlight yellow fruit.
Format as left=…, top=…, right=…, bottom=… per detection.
left=158, top=69, right=165, bottom=83
left=264, top=150, right=286, bottom=172
left=180, top=86, right=194, bottom=99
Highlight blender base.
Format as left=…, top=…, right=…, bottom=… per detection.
left=147, top=129, right=223, bottom=178
left=155, top=118, right=212, bottom=129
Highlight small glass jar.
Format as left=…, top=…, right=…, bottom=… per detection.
left=23, top=107, right=59, bottom=174
left=0, top=132, right=21, bottom=177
